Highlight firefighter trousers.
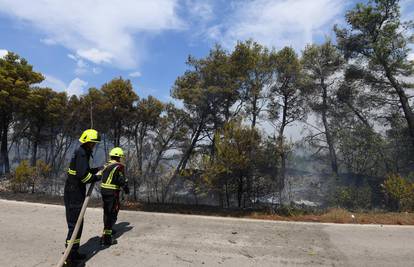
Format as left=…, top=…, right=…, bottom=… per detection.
left=64, top=184, right=85, bottom=252
left=102, top=191, right=120, bottom=236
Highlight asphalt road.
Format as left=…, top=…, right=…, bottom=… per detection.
left=1, top=199, right=414, bottom=267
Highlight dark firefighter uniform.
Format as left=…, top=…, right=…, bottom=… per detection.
left=100, top=147, right=129, bottom=245
left=64, top=129, right=101, bottom=262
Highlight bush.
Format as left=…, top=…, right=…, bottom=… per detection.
left=332, top=185, right=372, bottom=210
left=382, top=174, right=414, bottom=212
left=9, top=160, right=34, bottom=193
left=8, top=160, right=51, bottom=193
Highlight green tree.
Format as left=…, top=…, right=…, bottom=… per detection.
left=229, top=40, right=275, bottom=201
left=169, top=46, right=238, bottom=197
left=22, top=87, right=67, bottom=166
left=100, top=77, right=138, bottom=146
left=196, top=45, right=239, bottom=124
left=384, top=111, right=414, bottom=174
left=148, top=103, right=189, bottom=203
left=334, top=68, right=396, bottom=176
left=0, top=52, right=43, bottom=174
left=336, top=68, right=379, bottom=129
left=192, top=45, right=239, bottom=157
left=336, top=124, right=387, bottom=177
left=302, top=41, right=345, bottom=175
left=335, top=0, right=414, bottom=150
left=230, top=40, right=275, bottom=129
left=130, top=96, right=164, bottom=200
left=268, top=47, right=306, bottom=193
left=334, top=78, right=391, bottom=177
left=203, top=120, right=260, bottom=207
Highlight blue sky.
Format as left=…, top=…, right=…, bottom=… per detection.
left=0, top=0, right=413, bottom=103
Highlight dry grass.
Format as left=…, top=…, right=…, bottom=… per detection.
left=2, top=191, right=414, bottom=225
left=250, top=208, right=414, bottom=225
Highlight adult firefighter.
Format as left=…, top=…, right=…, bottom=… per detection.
left=100, top=147, right=130, bottom=246
left=63, top=129, right=102, bottom=266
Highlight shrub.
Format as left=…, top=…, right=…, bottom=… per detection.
left=332, top=185, right=372, bottom=210
left=382, top=174, right=414, bottom=212
left=9, top=160, right=34, bottom=193
left=32, top=159, right=51, bottom=193
left=8, top=160, right=51, bottom=193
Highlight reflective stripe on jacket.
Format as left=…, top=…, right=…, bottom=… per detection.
left=100, top=160, right=127, bottom=191
left=66, top=145, right=96, bottom=185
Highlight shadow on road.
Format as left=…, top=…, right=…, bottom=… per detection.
left=76, top=222, right=133, bottom=266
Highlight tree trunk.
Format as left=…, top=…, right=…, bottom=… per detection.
left=137, top=125, right=146, bottom=184
left=384, top=67, right=414, bottom=150
left=132, top=124, right=148, bottom=201
left=346, top=103, right=392, bottom=172
left=346, top=101, right=371, bottom=128
left=225, top=181, right=230, bottom=208
left=103, top=135, right=108, bottom=162
left=133, top=178, right=137, bottom=201
left=113, top=121, right=122, bottom=147
left=155, top=182, right=159, bottom=203
left=180, top=123, right=203, bottom=171
left=251, top=93, right=258, bottom=129
left=278, top=94, right=288, bottom=201
left=210, top=120, right=218, bottom=160
left=193, top=189, right=198, bottom=206
left=132, top=126, right=141, bottom=201
left=321, top=82, right=338, bottom=175
left=246, top=92, right=259, bottom=206
left=31, top=139, right=38, bottom=167
left=16, top=139, right=21, bottom=163
left=237, top=176, right=243, bottom=208
left=224, top=99, right=231, bottom=122
left=165, top=118, right=205, bottom=197
left=322, top=109, right=338, bottom=174
left=0, top=121, right=10, bottom=174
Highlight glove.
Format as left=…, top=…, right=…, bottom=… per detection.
left=90, top=166, right=103, bottom=174
left=92, top=173, right=102, bottom=182
left=124, top=186, right=130, bottom=195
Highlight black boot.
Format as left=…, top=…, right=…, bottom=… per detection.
left=101, top=235, right=115, bottom=246
left=72, top=250, right=87, bottom=260
left=63, top=253, right=78, bottom=267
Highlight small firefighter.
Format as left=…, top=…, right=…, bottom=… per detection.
left=100, top=147, right=130, bottom=246
left=64, top=129, right=102, bottom=265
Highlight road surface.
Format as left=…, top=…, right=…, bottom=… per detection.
left=1, top=199, right=414, bottom=267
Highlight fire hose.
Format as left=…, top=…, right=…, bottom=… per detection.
left=56, top=182, right=95, bottom=267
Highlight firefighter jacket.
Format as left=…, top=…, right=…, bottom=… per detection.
left=100, top=160, right=129, bottom=195
left=66, top=145, right=100, bottom=193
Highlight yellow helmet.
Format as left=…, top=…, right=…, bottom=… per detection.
left=79, top=129, right=101, bottom=144
left=109, top=147, right=124, bottom=158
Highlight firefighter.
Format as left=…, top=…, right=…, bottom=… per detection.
left=100, top=147, right=130, bottom=246
left=63, top=129, right=102, bottom=265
